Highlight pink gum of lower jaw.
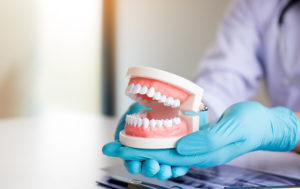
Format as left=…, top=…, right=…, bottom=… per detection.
left=124, top=118, right=188, bottom=138
left=129, top=77, right=189, bottom=103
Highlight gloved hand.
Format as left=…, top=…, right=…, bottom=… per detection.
left=103, top=103, right=206, bottom=180
left=105, top=101, right=300, bottom=172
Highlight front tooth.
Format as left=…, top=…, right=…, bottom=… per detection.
left=173, top=117, right=181, bottom=124
left=159, top=95, right=167, bottom=103
left=140, top=86, right=148, bottom=94
left=147, top=87, right=155, bottom=98
left=138, top=118, right=143, bottom=127
left=142, top=118, right=149, bottom=129
left=133, top=84, right=141, bottom=94
left=157, top=120, right=163, bottom=128
left=164, top=119, right=172, bottom=127
left=127, top=83, right=135, bottom=94
left=165, top=97, right=174, bottom=106
left=150, top=119, right=156, bottom=128
left=153, top=92, right=161, bottom=100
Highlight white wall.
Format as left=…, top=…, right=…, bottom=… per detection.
left=0, top=0, right=102, bottom=118
left=35, top=0, right=102, bottom=114
left=115, top=0, right=233, bottom=116
left=0, top=0, right=36, bottom=118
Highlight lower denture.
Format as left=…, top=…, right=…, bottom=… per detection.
left=125, top=117, right=188, bottom=138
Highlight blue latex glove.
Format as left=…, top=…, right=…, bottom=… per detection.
left=103, top=102, right=203, bottom=180
left=105, top=101, right=300, bottom=171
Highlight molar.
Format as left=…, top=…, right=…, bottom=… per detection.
left=150, top=119, right=156, bottom=128
left=164, top=119, right=172, bottom=127
left=157, top=120, right=163, bottom=128
left=142, top=118, right=149, bottom=129
left=159, top=95, right=167, bottom=103
left=172, top=99, right=180, bottom=108
left=153, top=92, right=161, bottom=100
left=173, top=117, right=181, bottom=124
left=164, top=97, right=174, bottom=106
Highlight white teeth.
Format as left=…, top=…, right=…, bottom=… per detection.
left=150, top=119, right=156, bottom=128
left=157, top=120, right=163, bottom=128
left=153, top=92, right=161, bottom=100
left=130, top=116, right=134, bottom=125
left=164, top=97, right=174, bottom=106
left=172, top=99, right=180, bottom=108
left=173, top=117, right=181, bottom=124
left=147, top=87, right=155, bottom=98
left=140, top=86, right=148, bottom=94
left=126, top=115, right=129, bottom=123
left=127, top=83, right=181, bottom=108
left=126, top=114, right=182, bottom=129
left=133, top=118, right=138, bottom=127
left=127, top=83, right=135, bottom=94
left=133, top=84, right=141, bottom=94
left=142, top=118, right=149, bottom=129
left=159, top=95, right=167, bottom=103
left=164, top=119, right=172, bottom=127
left=138, top=118, right=143, bottom=127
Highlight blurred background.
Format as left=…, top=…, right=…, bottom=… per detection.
left=0, top=0, right=268, bottom=119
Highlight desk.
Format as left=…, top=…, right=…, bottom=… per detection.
left=0, top=112, right=299, bottom=188
left=0, top=112, right=121, bottom=189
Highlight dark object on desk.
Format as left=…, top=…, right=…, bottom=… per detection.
left=227, top=186, right=300, bottom=189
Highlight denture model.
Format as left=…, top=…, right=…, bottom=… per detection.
left=119, top=66, right=207, bottom=149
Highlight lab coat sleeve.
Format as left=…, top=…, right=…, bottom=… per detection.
left=194, top=0, right=264, bottom=120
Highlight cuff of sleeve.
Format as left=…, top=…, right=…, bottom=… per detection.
left=201, top=91, right=230, bottom=121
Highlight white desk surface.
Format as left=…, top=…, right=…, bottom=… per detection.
left=0, top=112, right=299, bottom=188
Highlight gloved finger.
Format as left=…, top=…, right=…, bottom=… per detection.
left=118, top=142, right=246, bottom=167
left=115, top=102, right=143, bottom=140
left=157, top=165, right=172, bottom=180
left=194, top=141, right=249, bottom=168
left=171, top=166, right=189, bottom=177
left=117, top=147, right=196, bottom=166
left=176, top=122, right=242, bottom=155
left=117, top=147, right=171, bottom=162
left=141, top=159, right=160, bottom=177
left=124, top=160, right=141, bottom=175
left=102, top=142, right=122, bottom=157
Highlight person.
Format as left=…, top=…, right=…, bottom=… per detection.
left=103, top=0, right=300, bottom=180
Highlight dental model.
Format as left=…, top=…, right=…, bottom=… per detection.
left=119, top=66, right=207, bottom=149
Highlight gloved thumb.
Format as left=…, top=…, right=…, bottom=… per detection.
left=102, top=142, right=122, bottom=157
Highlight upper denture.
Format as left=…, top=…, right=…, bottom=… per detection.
left=126, top=77, right=189, bottom=108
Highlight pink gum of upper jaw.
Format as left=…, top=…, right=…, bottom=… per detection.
left=129, top=77, right=189, bottom=103
left=124, top=118, right=188, bottom=138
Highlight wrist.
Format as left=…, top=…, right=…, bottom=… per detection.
left=292, top=112, right=300, bottom=152
left=262, top=106, right=300, bottom=151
